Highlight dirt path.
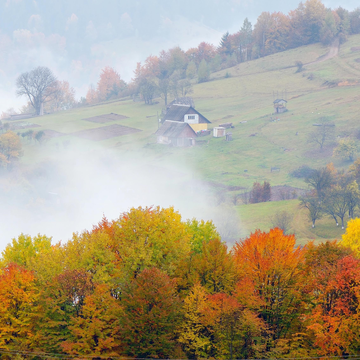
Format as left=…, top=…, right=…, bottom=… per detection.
left=306, top=37, right=340, bottom=65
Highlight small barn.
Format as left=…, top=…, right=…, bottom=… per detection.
left=162, top=104, right=211, bottom=132
left=273, top=99, right=288, bottom=113
left=156, top=120, right=197, bottom=147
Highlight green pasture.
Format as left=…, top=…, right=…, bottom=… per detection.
left=236, top=199, right=349, bottom=245
left=7, top=34, right=360, bottom=243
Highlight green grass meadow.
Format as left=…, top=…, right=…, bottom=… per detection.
left=8, top=34, right=360, bottom=244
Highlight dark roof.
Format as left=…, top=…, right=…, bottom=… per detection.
left=164, top=104, right=191, bottom=121
left=156, top=121, right=197, bottom=138
left=163, top=104, right=211, bottom=123
left=167, top=97, right=195, bottom=109
left=273, top=99, right=287, bottom=104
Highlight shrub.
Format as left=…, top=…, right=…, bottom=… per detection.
left=290, top=165, right=316, bottom=179
left=249, top=181, right=271, bottom=204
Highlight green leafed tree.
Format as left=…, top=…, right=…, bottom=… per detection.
left=1, top=233, right=52, bottom=268
left=186, top=61, right=197, bottom=79
left=334, top=138, right=358, bottom=162
left=197, top=59, right=210, bottom=83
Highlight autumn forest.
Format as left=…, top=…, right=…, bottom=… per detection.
left=2, top=0, right=360, bottom=358
left=1, top=206, right=360, bottom=359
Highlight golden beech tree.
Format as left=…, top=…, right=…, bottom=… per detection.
left=178, top=283, right=211, bottom=358
left=111, top=206, right=191, bottom=280
left=342, top=218, right=360, bottom=257
left=0, top=263, right=40, bottom=351
left=0, top=233, right=52, bottom=269
left=0, top=131, right=22, bottom=167
left=64, top=229, right=118, bottom=286
left=192, top=238, right=236, bottom=294
left=233, top=228, right=308, bottom=341
left=201, top=293, right=267, bottom=359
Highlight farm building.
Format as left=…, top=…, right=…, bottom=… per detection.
left=162, top=104, right=211, bottom=132
left=156, top=120, right=197, bottom=147
left=273, top=99, right=287, bottom=113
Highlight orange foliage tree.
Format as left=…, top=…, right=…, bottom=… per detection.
left=233, top=228, right=308, bottom=341
left=85, top=84, right=98, bottom=104
left=61, top=284, right=123, bottom=356
left=305, top=241, right=360, bottom=355
left=0, top=263, right=40, bottom=351
left=97, top=66, right=126, bottom=101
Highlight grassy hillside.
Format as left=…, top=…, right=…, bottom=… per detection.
left=6, top=34, right=360, bottom=243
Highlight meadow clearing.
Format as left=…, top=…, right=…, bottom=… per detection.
left=8, top=34, right=360, bottom=243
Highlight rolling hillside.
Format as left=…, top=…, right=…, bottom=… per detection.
left=6, top=33, right=360, bottom=243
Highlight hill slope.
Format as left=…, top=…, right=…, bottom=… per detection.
left=6, top=34, right=360, bottom=244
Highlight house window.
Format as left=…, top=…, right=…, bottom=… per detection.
left=185, top=114, right=199, bottom=123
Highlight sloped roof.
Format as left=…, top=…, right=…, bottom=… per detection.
left=273, top=99, right=287, bottom=104
left=156, top=120, right=197, bottom=138
left=164, top=104, right=191, bottom=121
left=167, top=97, right=195, bottom=109
left=164, top=104, right=211, bottom=123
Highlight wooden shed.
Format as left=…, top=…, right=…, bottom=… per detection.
left=273, top=99, right=288, bottom=113
left=156, top=120, right=197, bottom=147
left=213, top=127, right=226, bottom=138
left=162, top=104, right=211, bottom=132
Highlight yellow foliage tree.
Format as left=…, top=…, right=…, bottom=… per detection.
left=0, top=263, right=40, bottom=351
left=0, top=131, right=22, bottom=167
left=178, top=283, right=211, bottom=358
left=112, top=206, right=191, bottom=280
left=1, top=233, right=52, bottom=269
left=342, top=218, right=360, bottom=257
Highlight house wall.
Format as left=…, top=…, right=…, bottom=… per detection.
left=185, top=108, right=209, bottom=124
left=190, top=123, right=207, bottom=132
left=157, top=135, right=170, bottom=144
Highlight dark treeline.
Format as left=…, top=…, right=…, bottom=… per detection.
left=301, top=160, right=360, bottom=229
left=1, top=206, right=360, bottom=358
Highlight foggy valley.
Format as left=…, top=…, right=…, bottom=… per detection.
left=1, top=0, right=360, bottom=358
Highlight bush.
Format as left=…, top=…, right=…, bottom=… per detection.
left=290, top=165, right=316, bottom=179
left=249, top=181, right=271, bottom=204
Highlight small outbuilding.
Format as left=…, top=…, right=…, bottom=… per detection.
left=162, top=104, right=211, bottom=132
left=273, top=99, right=288, bottom=113
left=156, top=120, right=197, bottom=147
left=213, top=127, right=226, bottom=138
